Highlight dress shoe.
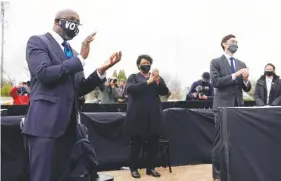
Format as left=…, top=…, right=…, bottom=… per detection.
left=146, top=169, right=161, bottom=177
left=130, top=170, right=141, bottom=178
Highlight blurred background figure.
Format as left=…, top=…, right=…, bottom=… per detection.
left=186, top=72, right=214, bottom=101
left=99, top=77, right=119, bottom=104
left=254, top=63, right=281, bottom=106
left=9, top=81, right=30, bottom=105
left=160, top=91, right=171, bottom=102
left=117, top=80, right=128, bottom=103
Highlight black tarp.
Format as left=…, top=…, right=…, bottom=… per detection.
left=220, top=107, right=281, bottom=181
left=162, top=108, right=215, bottom=165
left=1, top=116, right=27, bottom=181
left=1, top=108, right=215, bottom=181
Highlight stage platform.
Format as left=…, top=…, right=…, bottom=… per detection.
left=101, top=165, right=212, bottom=181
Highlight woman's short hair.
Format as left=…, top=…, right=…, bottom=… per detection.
left=136, top=54, right=153, bottom=66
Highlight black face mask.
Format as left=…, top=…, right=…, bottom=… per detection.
left=264, top=71, right=274, bottom=76
left=228, top=44, right=238, bottom=54
left=59, top=19, right=79, bottom=40
left=140, top=65, right=151, bottom=73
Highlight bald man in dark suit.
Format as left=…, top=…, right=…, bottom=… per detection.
left=23, top=9, right=122, bottom=181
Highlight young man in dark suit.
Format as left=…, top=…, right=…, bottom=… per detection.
left=210, top=34, right=252, bottom=181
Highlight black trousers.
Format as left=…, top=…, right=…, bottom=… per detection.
left=26, top=110, right=77, bottom=181
left=129, top=135, right=159, bottom=170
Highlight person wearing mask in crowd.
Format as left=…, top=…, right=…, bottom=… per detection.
left=117, top=80, right=128, bottom=103
left=186, top=72, right=214, bottom=101
left=254, top=63, right=281, bottom=106
left=99, top=77, right=119, bottom=104
left=125, top=54, right=169, bottom=178
left=10, top=81, right=30, bottom=105
left=118, top=80, right=126, bottom=93
left=210, top=34, right=251, bottom=181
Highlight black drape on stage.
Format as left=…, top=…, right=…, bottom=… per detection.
left=3, top=107, right=281, bottom=181
left=80, top=112, right=129, bottom=170
left=219, top=107, right=281, bottom=181
left=1, top=108, right=215, bottom=181
left=1, top=116, right=27, bottom=181
left=1, top=100, right=256, bottom=116
left=162, top=108, right=215, bottom=165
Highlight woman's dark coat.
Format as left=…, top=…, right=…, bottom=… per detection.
left=254, top=75, right=281, bottom=106
left=125, top=73, right=169, bottom=137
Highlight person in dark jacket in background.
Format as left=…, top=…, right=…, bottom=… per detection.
left=186, top=72, right=214, bottom=100
left=254, top=63, right=281, bottom=106
left=125, top=54, right=169, bottom=179
left=99, top=77, right=119, bottom=104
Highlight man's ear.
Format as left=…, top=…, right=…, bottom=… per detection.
left=54, top=19, right=60, bottom=25
left=222, top=42, right=227, bottom=50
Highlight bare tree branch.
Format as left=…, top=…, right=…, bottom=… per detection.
left=1, top=69, right=14, bottom=86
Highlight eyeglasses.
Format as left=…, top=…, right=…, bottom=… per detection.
left=56, top=18, right=82, bottom=26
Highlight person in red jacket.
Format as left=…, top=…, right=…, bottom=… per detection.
left=10, top=82, right=30, bottom=105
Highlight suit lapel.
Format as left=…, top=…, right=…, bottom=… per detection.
left=221, top=55, right=232, bottom=74
left=235, top=60, right=243, bottom=71
left=45, top=33, right=67, bottom=62
left=46, top=33, right=79, bottom=88
left=264, top=79, right=268, bottom=97
left=72, top=51, right=81, bottom=89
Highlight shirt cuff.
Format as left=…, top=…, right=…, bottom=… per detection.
left=231, top=73, right=236, bottom=81
left=97, top=69, right=106, bottom=80
left=243, top=80, right=249, bottom=85
left=77, top=55, right=85, bottom=67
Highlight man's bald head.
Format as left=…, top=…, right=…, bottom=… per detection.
left=54, top=9, right=80, bottom=21
left=53, top=9, right=81, bottom=40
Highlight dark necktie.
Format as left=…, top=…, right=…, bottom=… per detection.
left=62, top=41, right=73, bottom=59
left=61, top=41, right=75, bottom=81
left=230, top=57, right=236, bottom=73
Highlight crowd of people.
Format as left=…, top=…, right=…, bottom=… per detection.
left=8, top=63, right=281, bottom=109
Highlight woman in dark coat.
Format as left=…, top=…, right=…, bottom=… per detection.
left=125, top=54, right=169, bottom=178
left=254, top=63, right=281, bottom=106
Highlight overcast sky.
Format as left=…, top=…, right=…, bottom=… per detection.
left=1, top=0, right=281, bottom=87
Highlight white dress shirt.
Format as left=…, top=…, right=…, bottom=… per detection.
left=49, top=31, right=105, bottom=79
left=266, top=76, right=273, bottom=104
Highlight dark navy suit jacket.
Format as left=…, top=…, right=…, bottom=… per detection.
left=23, top=32, right=105, bottom=138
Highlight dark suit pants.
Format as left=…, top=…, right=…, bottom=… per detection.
left=26, top=123, right=77, bottom=181
left=130, top=135, right=159, bottom=170
left=26, top=136, right=55, bottom=181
